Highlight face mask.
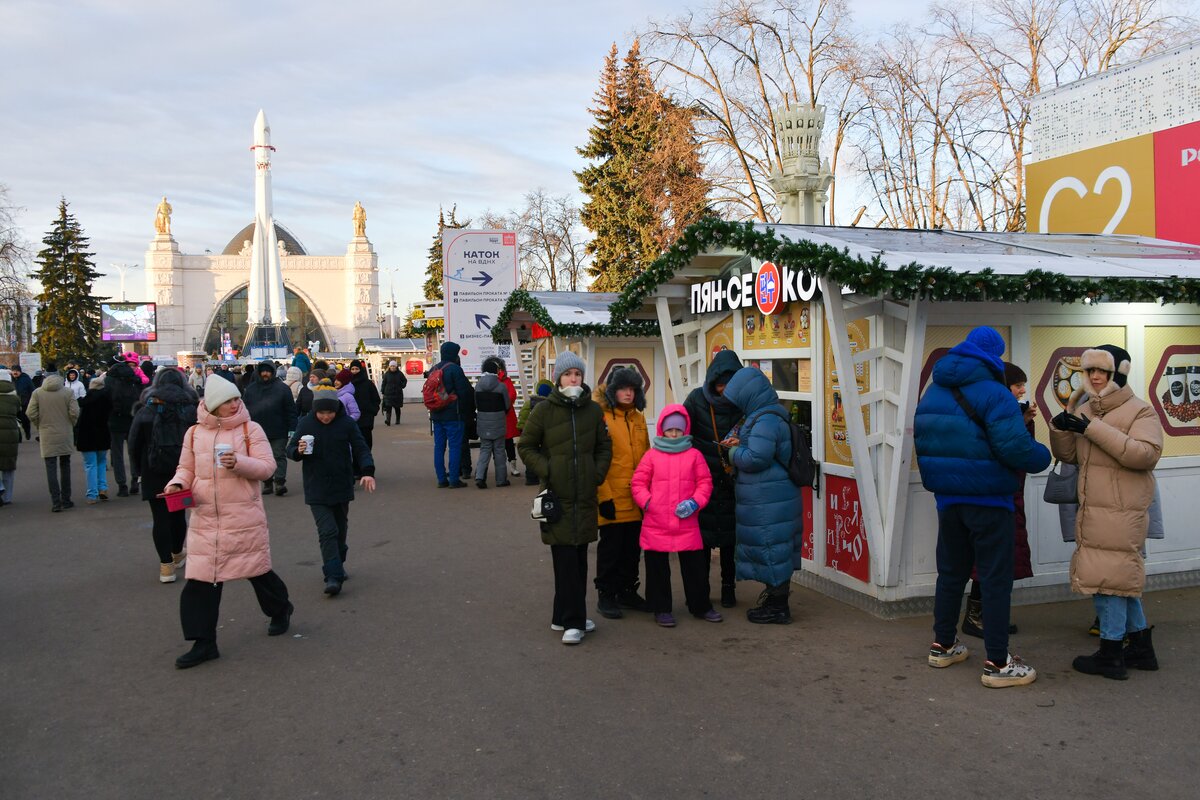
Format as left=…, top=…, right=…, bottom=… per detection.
left=561, top=385, right=584, bottom=400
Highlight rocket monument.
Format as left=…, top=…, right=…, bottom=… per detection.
left=244, top=109, right=289, bottom=351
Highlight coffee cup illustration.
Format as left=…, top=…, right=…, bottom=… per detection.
left=1053, top=356, right=1084, bottom=406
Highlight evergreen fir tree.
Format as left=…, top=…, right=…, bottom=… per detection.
left=32, top=199, right=108, bottom=365
left=423, top=205, right=468, bottom=300
left=577, top=41, right=711, bottom=292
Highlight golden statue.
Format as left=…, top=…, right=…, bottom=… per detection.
left=155, top=196, right=173, bottom=236
left=353, top=201, right=367, bottom=238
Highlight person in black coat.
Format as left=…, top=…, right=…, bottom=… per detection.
left=683, top=349, right=743, bottom=608
left=128, top=369, right=199, bottom=582
left=10, top=365, right=34, bottom=440
left=287, top=385, right=376, bottom=595
left=296, top=369, right=324, bottom=418
left=348, top=359, right=381, bottom=449
left=380, top=360, right=407, bottom=425
left=105, top=354, right=142, bottom=496
left=242, top=360, right=299, bottom=496
left=75, top=376, right=113, bottom=503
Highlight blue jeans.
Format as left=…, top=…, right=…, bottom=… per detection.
left=432, top=420, right=464, bottom=484
left=933, top=504, right=1015, bottom=665
left=1093, top=594, right=1148, bottom=640
left=82, top=451, right=109, bottom=499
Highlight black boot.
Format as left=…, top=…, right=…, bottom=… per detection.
left=128, top=478, right=140, bottom=495
left=273, top=480, right=287, bottom=497
left=268, top=602, right=294, bottom=636
left=261, top=481, right=274, bottom=496
left=747, top=584, right=792, bottom=625
left=597, top=593, right=623, bottom=619
left=617, top=590, right=647, bottom=611
left=721, top=584, right=736, bottom=609
left=1123, top=626, right=1159, bottom=671
left=1073, top=638, right=1128, bottom=680
left=117, top=484, right=129, bottom=498
left=961, top=597, right=984, bottom=638
left=175, top=639, right=220, bottom=669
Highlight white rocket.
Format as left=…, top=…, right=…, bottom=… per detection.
left=246, top=109, right=287, bottom=327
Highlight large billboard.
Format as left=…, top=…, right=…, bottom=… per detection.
left=101, top=302, right=157, bottom=342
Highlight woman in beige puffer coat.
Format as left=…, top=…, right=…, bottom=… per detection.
left=1049, top=344, right=1163, bottom=680
left=164, top=374, right=293, bottom=669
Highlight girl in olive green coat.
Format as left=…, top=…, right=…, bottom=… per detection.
left=518, top=352, right=612, bottom=645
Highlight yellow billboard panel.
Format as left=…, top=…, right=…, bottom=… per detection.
left=1027, top=134, right=1155, bottom=236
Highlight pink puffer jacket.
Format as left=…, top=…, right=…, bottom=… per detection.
left=631, top=404, right=713, bottom=552
left=169, top=400, right=277, bottom=582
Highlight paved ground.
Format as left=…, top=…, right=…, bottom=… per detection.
left=1, top=415, right=1196, bottom=799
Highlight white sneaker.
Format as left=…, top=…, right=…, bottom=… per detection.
left=561, top=629, right=584, bottom=645
left=508, top=459, right=521, bottom=476
left=550, top=619, right=596, bottom=633
left=981, top=654, right=1037, bottom=688
left=928, top=640, right=969, bottom=668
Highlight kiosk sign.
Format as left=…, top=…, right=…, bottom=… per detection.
left=442, top=230, right=518, bottom=375
left=690, top=260, right=844, bottom=315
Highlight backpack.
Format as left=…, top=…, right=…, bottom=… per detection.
left=743, top=408, right=820, bottom=494
left=422, top=365, right=458, bottom=411
left=147, top=401, right=196, bottom=473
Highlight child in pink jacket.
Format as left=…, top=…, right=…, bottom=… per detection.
left=631, top=404, right=720, bottom=627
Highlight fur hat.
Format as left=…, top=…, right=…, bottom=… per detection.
left=203, top=373, right=241, bottom=412
left=553, top=351, right=586, bottom=384
left=604, top=367, right=647, bottom=411
left=312, top=383, right=341, bottom=413
left=1082, top=344, right=1131, bottom=387
left=1003, top=362, right=1027, bottom=387
left=89, top=375, right=105, bottom=390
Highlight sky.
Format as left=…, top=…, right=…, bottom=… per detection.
left=1, top=0, right=907, bottom=320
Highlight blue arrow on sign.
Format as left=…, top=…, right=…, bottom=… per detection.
left=474, top=314, right=492, bottom=330
left=471, top=271, right=493, bottom=287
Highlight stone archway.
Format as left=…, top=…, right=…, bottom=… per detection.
left=202, top=283, right=330, bottom=355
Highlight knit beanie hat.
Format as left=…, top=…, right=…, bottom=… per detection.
left=1003, top=362, right=1027, bottom=387
left=388, top=360, right=397, bottom=367
left=335, top=369, right=353, bottom=386
left=1082, top=344, right=1131, bottom=387
left=203, top=373, right=242, bottom=412
left=536, top=380, right=552, bottom=397
left=553, top=351, right=586, bottom=384
left=662, top=411, right=687, bottom=433
left=312, top=383, right=341, bottom=413
left=350, top=359, right=365, bottom=370
left=966, top=326, right=1005, bottom=357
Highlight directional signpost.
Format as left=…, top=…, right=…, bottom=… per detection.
left=442, top=230, right=519, bottom=375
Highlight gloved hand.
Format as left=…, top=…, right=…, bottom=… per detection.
left=1055, top=412, right=1090, bottom=434
left=675, top=498, right=699, bottom=518
left=598, top=499, right=617, bottom=520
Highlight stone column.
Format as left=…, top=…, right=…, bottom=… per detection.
left=144, top=233, right=184, bottom=354
left=345, top=235, right=378, bottom=349
left=768, top=105, right=834, bottom=225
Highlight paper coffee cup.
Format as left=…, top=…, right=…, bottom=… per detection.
left=214, top=443, right=233, bottom=468
left=301, top=434, right=315, bottom=455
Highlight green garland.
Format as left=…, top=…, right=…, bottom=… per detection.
left=608, top=218, right=1200, bottom=319
left=491, top=288, right=659, bottom=343
left=492, top=218, right=1200, bottom=344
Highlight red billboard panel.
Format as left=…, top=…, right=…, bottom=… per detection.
left=1153, top=119, right=1200, bottom=245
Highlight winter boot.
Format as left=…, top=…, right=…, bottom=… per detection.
left=746, top=584, right=792, bottom=625
left=721, top=584, right=736, bottom=609
left=961, top=597, right=984, bottom=638
left=617, top=590, right=648, bottom=612
left=1072, top=638, right=1128, bottom=680
left=268, top=602, right=294, bottom=636
left=117, top=484, right=129, bottom=498
left=597, top=593, right=623, bottom=620
left=261, top=481, right=275, bottom=496
left=128, top=478, right=139, bottom=495
left=175, top=639, right=220, bottom=669
left=1123, top=626, right=1159, bottom=671
left=273, top=480, right=287, bottom=497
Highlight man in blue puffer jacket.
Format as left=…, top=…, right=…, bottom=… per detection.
left=915, top=326, right=1050, bottom=688
left=723, top=366, right=803, bottom=624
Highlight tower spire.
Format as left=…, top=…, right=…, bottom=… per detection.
left=244, top=108, right=289, bottom=353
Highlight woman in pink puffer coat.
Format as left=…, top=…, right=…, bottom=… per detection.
left=631, top=404, right=719, bottom=627
left=164, top=374, right=293, bottom=669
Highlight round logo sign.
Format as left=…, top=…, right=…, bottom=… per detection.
left=755, top=261, right=782, bottom=316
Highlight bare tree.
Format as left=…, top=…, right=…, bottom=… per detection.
left=1, top=185, right=33, bottom=354
left=481, top=190, right=592, bottom=292
left=642, top=0, right=860, bottom=222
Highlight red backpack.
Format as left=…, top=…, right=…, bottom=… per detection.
left=422, top=365, right=458, bottom=411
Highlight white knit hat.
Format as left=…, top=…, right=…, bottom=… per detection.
left=203, top=373, right=242, bottom=413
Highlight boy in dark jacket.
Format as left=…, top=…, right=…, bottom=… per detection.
left=242, top=360, right=299, bottom=496
left=287, top=384, right=376, bottom=596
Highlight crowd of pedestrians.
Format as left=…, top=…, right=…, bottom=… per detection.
left=1, top=327, right=1169, bottom=684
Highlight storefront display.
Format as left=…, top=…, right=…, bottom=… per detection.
left=823, top=318, right=870, bottom=467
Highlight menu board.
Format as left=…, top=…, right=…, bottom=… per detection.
left=743, top=303, right=812, bottom=351
left=1145, top=326, right=1200, bottom=455
left=825, top=475, right=870, bottom=583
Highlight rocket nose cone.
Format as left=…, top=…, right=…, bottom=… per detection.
left=253, top=109, right=270, bottom=143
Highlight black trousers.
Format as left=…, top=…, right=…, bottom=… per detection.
left=645, top=549, right=712, bottom=616
left=933, top=505, right=1015, bottom=665
left=504, top=438, right=516, bottom=461
left=383, top=403, right=401, bottom=424
left=180, top=571, right=291, bottom=642
left=706, top=544, right=736, bottom=588
left=594, top=521, right=642, bottom=596
left=265, top=437, right=287, bottom=486
left=43, top=455, right=71, bottom=504
left=310, top=502, right=350, bottom=578
left=551, top=544, right=589, bottom=631
left=109, top=428, right=129, bottom=486
left=359, top=425, right=373, bottom=450
left=149, top=495, right=187, bottom=563
left=17, top=408, right=30, bottom=439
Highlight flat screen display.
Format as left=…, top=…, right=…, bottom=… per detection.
left=101, top=302, right=157, bottom=342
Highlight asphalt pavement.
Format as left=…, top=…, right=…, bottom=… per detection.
left=1, top=416, right=1196, bottom=799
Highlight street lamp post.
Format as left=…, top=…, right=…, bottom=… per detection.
left=109, top=263, right=139, bottom=302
